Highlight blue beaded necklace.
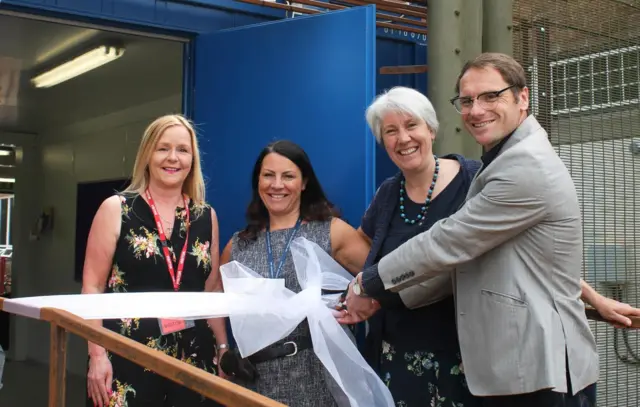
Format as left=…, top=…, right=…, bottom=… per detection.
left=399, top=155, right=440, bottom=226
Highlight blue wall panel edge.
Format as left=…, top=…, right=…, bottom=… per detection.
left=365, top=5, right=377, bottom=206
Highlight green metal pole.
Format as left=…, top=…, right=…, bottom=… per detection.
left=428, top=0, right=483, bottom=158
left=460, top=0, right=484, bottom=159
left=483, top=0, right=514, bottom=55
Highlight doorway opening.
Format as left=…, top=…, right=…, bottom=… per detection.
left=0, top=12, right=187, bottom=404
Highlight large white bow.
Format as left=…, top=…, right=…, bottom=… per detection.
left=1, top=237, right=394, bottom=406
left=221, top=237, right=394, bottom=407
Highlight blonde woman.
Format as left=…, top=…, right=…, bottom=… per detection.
left=82, top=115, right=227, bottom=407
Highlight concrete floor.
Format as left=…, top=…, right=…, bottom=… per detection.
left=0, top=359, right=86, bottom=407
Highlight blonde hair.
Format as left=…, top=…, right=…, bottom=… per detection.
left=124, top=114, right=206, bottom=205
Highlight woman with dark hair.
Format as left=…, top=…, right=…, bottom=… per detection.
left=219, top=140, right=370, bottom=406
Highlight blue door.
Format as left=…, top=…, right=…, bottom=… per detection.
left=192, top=6, right=377, bottom=245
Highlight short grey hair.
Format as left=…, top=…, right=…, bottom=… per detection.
left=365, top=86, right=439, bottom=144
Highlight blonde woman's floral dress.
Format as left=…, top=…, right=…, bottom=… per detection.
left=87, top=194, right=221, bottom=407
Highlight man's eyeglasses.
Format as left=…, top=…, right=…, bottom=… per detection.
left=449, top=85, right=517, bottom=114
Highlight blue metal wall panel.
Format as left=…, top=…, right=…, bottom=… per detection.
left=193, top=7, right=377, bottom=244
left=1, top=0, right=429, bottom=45
left=0, top=0, right=282, bottom=33
left=377, top=26, right=426, bottom=45
left=376, top=39, right=427, bottom=95
left=43, top=0, right=106, bottom=14
left=111, top=0, right=158, bottom=23
left=374, top=37, right=428, bottom=187
left=1, top=0, right=427, bottom=197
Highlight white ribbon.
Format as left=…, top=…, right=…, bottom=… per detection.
left=222, top=237, right=394, bottom=406
left=2, top=237, right=394, bottom=406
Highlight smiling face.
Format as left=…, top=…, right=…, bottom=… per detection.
left=459, top=66, right=529, bottom=149
left=258, top=152, right=306, bottom=217
left=380, top=111, right=435, bottom=174
left=148, top=125, right=193, bottom=189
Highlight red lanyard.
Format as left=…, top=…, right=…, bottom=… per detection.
left=145, top=189, right=190, bottom=291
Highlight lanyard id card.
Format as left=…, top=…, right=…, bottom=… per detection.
left=158, top=318, right=195, bottom=335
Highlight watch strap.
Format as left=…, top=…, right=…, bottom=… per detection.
left=354, top=273, right=367, bottom=297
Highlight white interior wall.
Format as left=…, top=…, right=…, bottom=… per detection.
left=5, top=93, right=182, bottom=377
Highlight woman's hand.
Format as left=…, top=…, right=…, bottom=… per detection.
left=87, top=352, right=113, bottom=407
left=216, top=347, right=229, bottom=380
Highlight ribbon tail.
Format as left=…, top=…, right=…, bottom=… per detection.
left=308, top=306, right=395, bottom=407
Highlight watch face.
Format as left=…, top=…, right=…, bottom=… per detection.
left=353, top=282, right=362, bottom=296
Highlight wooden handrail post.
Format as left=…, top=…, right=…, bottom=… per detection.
left=0, top=298, right=284, bottom=406
left=49, top=323, right=67, bottom=407
left=43, top=308, right=285, bottom=406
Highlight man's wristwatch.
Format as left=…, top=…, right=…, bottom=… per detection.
left=216, top=343, right=229, bottom=351
left=352, top=273, right=368, bottom=297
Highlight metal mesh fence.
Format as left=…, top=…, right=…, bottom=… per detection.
left=513, top=0, right=640, bottom=405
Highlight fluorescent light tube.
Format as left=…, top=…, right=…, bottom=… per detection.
left=0, top=151, right=10, bottom=157
left=0, top=178, right=15, bottom=183
left=32, top=45, right=125, bottom=88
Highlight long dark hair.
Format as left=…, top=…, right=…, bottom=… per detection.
left=238, top=140, right=340, bottom=244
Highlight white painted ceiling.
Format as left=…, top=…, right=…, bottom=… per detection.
left=0, top=13, right=184, bottom=135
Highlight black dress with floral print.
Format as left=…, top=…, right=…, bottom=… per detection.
left=88, top=193, right=221, bottom=407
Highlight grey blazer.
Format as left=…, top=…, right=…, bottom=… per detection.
left=376, top=115, right=599, bottom=397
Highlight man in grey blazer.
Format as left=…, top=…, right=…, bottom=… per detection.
left=339, top=53, right=603, bottom=406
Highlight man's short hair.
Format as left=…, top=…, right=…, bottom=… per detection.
left=455, top=53, right=527, bottom=96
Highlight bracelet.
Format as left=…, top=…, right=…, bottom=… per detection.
left=216, top=343, right=229, bottom=350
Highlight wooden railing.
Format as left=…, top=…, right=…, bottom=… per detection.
left=1, top=295, right=639, bottom=407
left=0, top=297, right=285, bottom=407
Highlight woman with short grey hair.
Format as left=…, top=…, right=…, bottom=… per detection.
left=366, top=86, right=440, bottom=143
left=357, top=86, right=483, bottom=407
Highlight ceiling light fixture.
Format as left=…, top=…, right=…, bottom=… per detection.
left=31, top=45, right=125, bottom=89
left=0, top=150, right=11, bottom=157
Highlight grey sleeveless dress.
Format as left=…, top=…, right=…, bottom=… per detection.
left=230, top=220, right=339, bottom=406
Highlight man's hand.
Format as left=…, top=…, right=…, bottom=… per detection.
left=335, top=278, right=381, bottom=324
left=593, top=295, right=640, bottom=329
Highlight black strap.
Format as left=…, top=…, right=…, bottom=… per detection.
left=322, top=288, right=347, bottom=296
left=248, top=336, right=313, bottom=364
